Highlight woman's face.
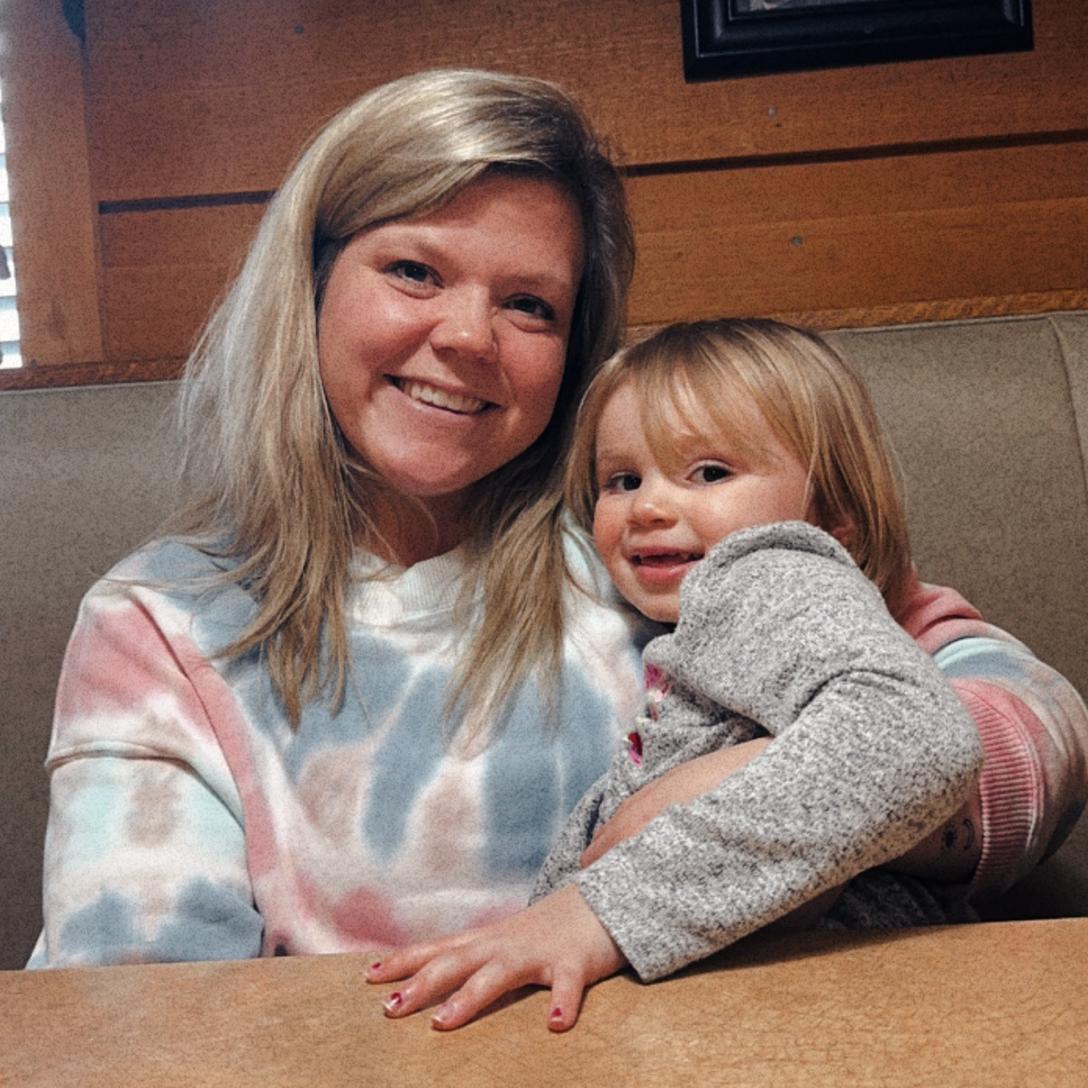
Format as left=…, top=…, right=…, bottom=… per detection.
left=318, top=173, right=584, bottom=555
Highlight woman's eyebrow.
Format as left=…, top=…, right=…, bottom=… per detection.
left=365, top=226, right=440, bottom=258
left=374, top=226, right=577, bottom=297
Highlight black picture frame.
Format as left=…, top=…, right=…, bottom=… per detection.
left=681, top=1, right=1033, bottom=81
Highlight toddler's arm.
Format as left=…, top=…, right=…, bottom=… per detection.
left=571, top=522, right=983, bottom=980
left=582, top=575, right=1088, bottom=903
left=580, top=738, right=982, bottom=882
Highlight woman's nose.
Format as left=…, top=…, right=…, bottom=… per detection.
left=430, top=289, right=497, bottom=362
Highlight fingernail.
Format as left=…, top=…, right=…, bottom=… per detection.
left=550, top=1006, right=564, bottom=1021
left=367, top=960, right=382, bottom=975
left=431, top=1003, right=452, bottom=1028
left=383, top=991, right=403, bottom=1014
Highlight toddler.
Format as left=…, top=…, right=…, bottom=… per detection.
left=370, top=318, right=983, bottom=1029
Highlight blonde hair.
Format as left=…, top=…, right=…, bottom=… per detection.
left=169, top=69, right=634, bottom=725
left=566, top=319, right=914, bottom=613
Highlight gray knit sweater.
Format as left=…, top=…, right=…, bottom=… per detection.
left=532, top=522, right=983, bottom=980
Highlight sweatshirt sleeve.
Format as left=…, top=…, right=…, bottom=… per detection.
left=27, top=577, right=263, bottom=968
left=936, top=640, right=1088, bottom=897
left=575, top=522, right=983, bottom=981
left=897, top=579, right=1088, bottom=896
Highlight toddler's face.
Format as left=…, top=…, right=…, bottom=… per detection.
left=592, top=382, right=811, bottom=623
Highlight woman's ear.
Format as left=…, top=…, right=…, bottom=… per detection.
left=828, top=520, right=856, bottom=551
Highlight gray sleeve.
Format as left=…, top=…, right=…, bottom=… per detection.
left=530, top=774, right=607, bottom=900
left=576, top=522, right=983, bottom=981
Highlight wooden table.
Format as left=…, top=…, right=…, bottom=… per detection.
left=3, top=919, right=1085, bottom=1087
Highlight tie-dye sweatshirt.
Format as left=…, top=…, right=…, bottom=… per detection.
left=28, top=531, right=1087, bottom=968
left=28, top=535, right=649, bottom=966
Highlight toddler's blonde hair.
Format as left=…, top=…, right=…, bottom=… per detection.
left=566, top=319, right=914, bottom=613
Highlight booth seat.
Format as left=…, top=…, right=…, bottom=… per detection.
left=2, top=311, right=1086, bottom=969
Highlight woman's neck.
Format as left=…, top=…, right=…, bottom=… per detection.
left=362, top=490, right=472, bottom=567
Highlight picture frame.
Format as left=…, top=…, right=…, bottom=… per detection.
left=681, top=1, right=1033, bottom=81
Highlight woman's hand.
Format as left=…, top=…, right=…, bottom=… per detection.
left=886, top=786, right=983, bottom=882
left=580, top=738, right=772, bottom=867
left=366, top=883, right=626, bottom=1032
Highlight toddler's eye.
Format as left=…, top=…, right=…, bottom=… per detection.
left=604, top=472, right=641, bottom=492
left=692, top=463, right=732, bottom=484
left=508, top=295, right=556, bottom=323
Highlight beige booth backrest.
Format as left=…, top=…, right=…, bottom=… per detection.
left=1, top=382, right=181, bottom=967
left=832, top=313, right=1088, bottom=696
left=2, top=313, right=1086, bottom=968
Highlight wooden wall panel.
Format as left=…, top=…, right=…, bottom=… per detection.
left=99, top=204, right=262, bottom=360
left=93, top=141, right=1088, bottom=360
left=627, top=142, right=1088, bottom=324
left=3, top=1, right=103, bottom=367
left=82, top=1, right=1088, bottom=202
left=2, top=0, right=1087, bottom=387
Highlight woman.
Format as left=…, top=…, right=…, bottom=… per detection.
left=29, top=70, right=1086, bottom=968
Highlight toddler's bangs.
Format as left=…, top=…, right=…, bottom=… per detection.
left=632, top=342, right=785, bottom=471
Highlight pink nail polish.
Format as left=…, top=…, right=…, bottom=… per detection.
left=384, top=991, right=403, bottom=1013
left=368, top=960, right=382, bottom=973
left=550, top=1006, right=563, bottom=1020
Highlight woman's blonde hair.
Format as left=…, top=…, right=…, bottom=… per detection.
left=170, top=69, right=634, bottom=724
left=566, top=319, right=914, bottom=613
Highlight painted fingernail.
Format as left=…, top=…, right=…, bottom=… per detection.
left=550, top=1006, right=564, bottom=1021
left=383, top=991, right=403, bottom=1014
left=367, top=960, right=382, bottom=975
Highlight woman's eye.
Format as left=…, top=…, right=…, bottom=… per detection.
left=507, top=295, right=556, bottom=323
left=604, top=472, right=641, bottom=492
left=388, top=260, right=436, bottom=287
left=692, top=464, right=732, bottom=484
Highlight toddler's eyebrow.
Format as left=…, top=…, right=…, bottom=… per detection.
left=593, top=443, right=633, bottom=468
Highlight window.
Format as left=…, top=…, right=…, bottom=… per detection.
left=0, top=80, right=20, bottom=368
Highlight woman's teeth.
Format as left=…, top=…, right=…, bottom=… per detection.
left=400, top=379, right=486, bottom=415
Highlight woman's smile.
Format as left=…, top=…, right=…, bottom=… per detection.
left=391, top=377, right=491, bottom=416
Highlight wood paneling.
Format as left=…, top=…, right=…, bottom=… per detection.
left=1, top=0, right=1087, bottom=384
left=3, top=1, right=103, bottom=366
left=86, top=141, right=1088, bottom=361
left=627, top=141, right=1088, bottom=324
left=82, top=1, right=1088, bottom=201
left=99, top=204, right=263, bottom=360
left=0, top=357, right=182, bottom=392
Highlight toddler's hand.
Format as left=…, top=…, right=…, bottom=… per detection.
left=365, top=883, right=625, bottom=1032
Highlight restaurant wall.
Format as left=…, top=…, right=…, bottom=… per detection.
left=3, top=0, right=1087, bottom=389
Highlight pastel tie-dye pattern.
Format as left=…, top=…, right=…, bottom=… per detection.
left=28, top=536, right=1086, bottom=969
left=29, top=537, right=649, bottom=967
left=900, top=581, right=1088, bottom=894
